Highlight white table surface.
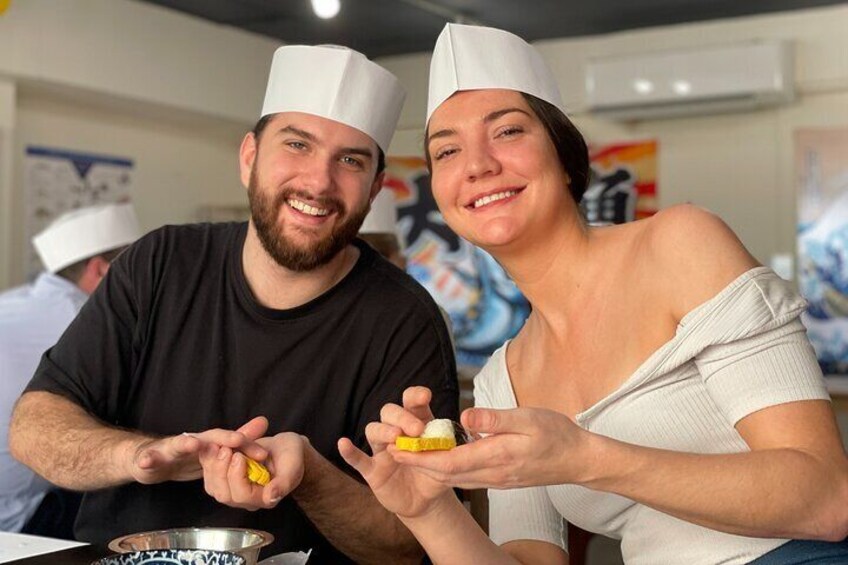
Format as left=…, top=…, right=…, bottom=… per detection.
left=0, top=532, right=87, bottom=563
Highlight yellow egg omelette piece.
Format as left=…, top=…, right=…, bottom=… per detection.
left=395, top=436, right=456, bottom=452
left=245, top=457, right=271, bottom=486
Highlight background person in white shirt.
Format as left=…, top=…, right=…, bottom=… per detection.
left=0, top=203, right=139, bottom=537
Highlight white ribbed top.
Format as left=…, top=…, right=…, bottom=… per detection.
left=474, top=267, right=830, bottom=565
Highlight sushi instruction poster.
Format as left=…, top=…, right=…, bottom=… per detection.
left=24, top=146, right=134, bottom=279
left=795, top=128, right=848, bottom=376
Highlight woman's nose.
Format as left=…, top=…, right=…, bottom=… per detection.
left=464, top=143, right=500, bottom=182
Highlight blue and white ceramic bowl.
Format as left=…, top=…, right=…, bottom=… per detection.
left=93, top=549, right=247, bottom=565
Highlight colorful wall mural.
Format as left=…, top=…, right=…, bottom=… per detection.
left=385, top=140, right=658, bottom=367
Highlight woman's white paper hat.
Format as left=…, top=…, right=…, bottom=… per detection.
left=33, top=203, right=140, bottom=273
left=360, top=189, right=399, bottom=235
left=261, top=45, right=406, bottom=153
left=426, top=23, right=565, bottom=123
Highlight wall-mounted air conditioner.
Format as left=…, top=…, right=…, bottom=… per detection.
left=585, top=40, right=794, bottom=121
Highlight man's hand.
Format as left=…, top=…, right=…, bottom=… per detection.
left=199, top=432, right=306, bottom=511
left=129, top=416, right=270, bottom=485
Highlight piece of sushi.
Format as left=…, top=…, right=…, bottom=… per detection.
left=395, top=419, right=457, bottom=452
left=245, top=457, right=271, bottom=485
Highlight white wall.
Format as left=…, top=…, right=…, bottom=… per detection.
left=379, top=5, right=848, bottom=266
left=1, top=2, right=846, bottom=289
left=0, top=0, right=281, bottom=288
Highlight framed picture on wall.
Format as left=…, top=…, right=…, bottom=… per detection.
left=24, top=146, right=133, bottom=280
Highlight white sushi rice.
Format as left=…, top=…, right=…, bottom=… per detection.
left=421, top=418, right=454, bottom=439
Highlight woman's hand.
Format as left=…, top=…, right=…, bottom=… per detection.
left=339, top=386, right=456, bottom=519
left=391, top=406, right=593, bottom=490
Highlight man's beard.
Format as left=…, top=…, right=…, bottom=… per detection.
left=248, top=167, right=371, bottom=272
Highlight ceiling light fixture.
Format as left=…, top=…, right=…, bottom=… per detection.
left=633, top=79, right=654, bottom=95
left=672, top=80, right=692, bottom=95
left=311, top=0, right=340, bottom=19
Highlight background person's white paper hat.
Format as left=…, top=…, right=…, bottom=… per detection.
left=261, top=44, right=406, bottom=153
left=427, top=23, right=565, bottom=123
left=33, top=203, right=141, bottom=273
left=361, top=189, right=400, bottom=235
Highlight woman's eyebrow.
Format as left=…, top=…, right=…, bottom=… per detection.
left=484, top=107, right=530, bottom=123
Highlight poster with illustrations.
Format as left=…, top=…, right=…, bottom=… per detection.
left=385, top=142, right=658, bottom=367
left=25, top=147, right=134, bottom=279
left=795, top=128, right=848, bottom=376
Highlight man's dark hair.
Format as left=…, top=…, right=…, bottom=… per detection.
left=56, top=247, right=127, bottom=284
left=252, top=115, right=386, bottom=177
left=424, top=92, right=590, bottom=205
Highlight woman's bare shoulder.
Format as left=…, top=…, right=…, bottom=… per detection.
left=640, top=204, right=759, bottom=321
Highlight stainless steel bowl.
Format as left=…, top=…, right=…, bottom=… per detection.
left=108, top=528, right=273, bottom=565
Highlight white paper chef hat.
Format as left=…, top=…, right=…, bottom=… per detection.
left=427, top=23, right=565, bottom=123
left=360, top=189, right=399, bottom=235
left=33, top=203, right=141, bottom=273
left=261, top=44, right=406, bottom=153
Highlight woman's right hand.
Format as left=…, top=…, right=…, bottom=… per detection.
left=339, top=386, right=455, bottom=519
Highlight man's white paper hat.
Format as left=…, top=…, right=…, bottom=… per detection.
left=261, top=45, right=406, bottom=153
left=33, top=203, right=141, bottom=273
left=427, top=23, right=565, bottom=123
left=360, top=189, right=399, bottom=235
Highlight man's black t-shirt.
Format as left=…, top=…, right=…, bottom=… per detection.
left=27, top=222, right=458, bottom=562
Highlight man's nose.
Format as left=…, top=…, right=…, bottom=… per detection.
left=298, top=155, right=334, bottom=194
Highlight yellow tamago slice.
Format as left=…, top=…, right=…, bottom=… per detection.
left=245, top=457, right=271, bottom=486
left=395, top=436, right=457, bottom=452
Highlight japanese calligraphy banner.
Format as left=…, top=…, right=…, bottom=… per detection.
left=584, top=140, right=658, bottom=224
left=385, top=141, right=658, bottom=367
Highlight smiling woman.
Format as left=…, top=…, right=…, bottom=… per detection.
left=340, top=22, right=848, bottom=565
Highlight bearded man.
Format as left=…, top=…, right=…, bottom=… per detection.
left=10, top=45, right=458, bottom=564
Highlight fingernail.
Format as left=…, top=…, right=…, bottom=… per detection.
left=217, top=448, right=228, bottom=460
left=268, top=488, right=279, bottom=500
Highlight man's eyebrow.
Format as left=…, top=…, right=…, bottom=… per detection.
left=341, top=146, right=374, bottom=160
left=275, top=125, right=373, bottom=159
left=276, top=125, right=317, bottom=142
left=427, top=107, right=531, bottom=146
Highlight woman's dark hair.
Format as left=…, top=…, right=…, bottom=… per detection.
left=251, top=114, right=386, bottom=177
left=521, top=93, right=589, bottom=205
left=424, top=92, right=590, bottom=205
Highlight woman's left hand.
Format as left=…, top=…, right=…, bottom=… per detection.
left=391, top=406, right=594, bottom=490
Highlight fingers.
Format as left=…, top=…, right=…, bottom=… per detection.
left=365, top=421, right=401, bottom=454
left=200, top=444, right=234, bottom=504
left=227, top=453, right=263, bottom=504
left=236, top=416, right=269, bottom=441
left=380, top=403, right=425, bottom=437
left=200, top=445, right=275, bottom=511
left=193, top=426, right=267, bottom=462
left=402, top=386, right=435, bottom=422
left=338, top=437, right=373, bottom=478
left=462, top=407, right=523, bottom=435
